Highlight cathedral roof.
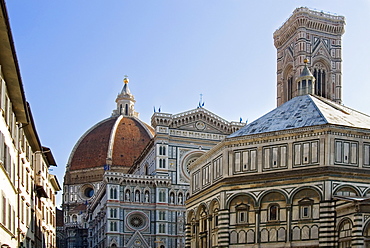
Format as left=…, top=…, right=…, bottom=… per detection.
left=67, top=115, right=154, bottom=173
left=229, top=94, right=370, bottom=138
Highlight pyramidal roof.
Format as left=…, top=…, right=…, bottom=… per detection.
left=229, top=94, right=370, bottom=138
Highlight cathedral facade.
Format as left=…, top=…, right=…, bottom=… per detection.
left=185, top=7, right=370, bottom=248
left=62, top=78, right=244, bottom=248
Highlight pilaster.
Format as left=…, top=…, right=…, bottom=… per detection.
left=185, top=223, right=191, bottom=248
left=319, top=201, right=337, bottom=247
left=217, top=209, right=229, bottom=247
left=352, top=213, right=364, bottom=247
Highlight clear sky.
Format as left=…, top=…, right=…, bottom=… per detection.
left=5, top=0, right=370, bottom=207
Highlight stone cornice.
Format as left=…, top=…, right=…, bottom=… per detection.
left=226, top=125, right=370, bottom=147
left=104, top=171, right=171, bottom=186
left=274, top=7, right=345, bottom=48
left=188, top=166, right=370, bottom=207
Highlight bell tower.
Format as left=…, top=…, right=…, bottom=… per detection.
left=274, top=7, right=345, bottom=106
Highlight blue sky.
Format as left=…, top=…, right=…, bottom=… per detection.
left=6, top=1, right=370, bottom=206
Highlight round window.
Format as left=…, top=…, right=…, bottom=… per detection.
left=127, top=212, right=147, bottom=230
left=84, top=187, right=94, bottom=198
left=181, top=151, right=205, bottom=181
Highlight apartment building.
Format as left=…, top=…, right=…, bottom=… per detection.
left=0, top=1, right=61, bottom=247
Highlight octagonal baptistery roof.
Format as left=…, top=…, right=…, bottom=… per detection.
left=64, top=78, right=154, bottom=184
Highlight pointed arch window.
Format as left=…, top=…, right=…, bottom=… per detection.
left=313, top=63, right=327, bottom=98
left=287, top=75, right=293, bottom=101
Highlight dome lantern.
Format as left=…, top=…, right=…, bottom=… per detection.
left=112, top=76, right=139, bottom=117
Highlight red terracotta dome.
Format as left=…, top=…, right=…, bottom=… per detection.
left=68, top=115, right=154, bottom=173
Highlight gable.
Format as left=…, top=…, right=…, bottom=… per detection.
left=170, top=108, right=241, bottom=135
left=125, top=230, right=150, bottom=248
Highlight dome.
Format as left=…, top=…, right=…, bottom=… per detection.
left=68, top=115, right=154, bottom=173
left=64, top=78, right=154, bottom=184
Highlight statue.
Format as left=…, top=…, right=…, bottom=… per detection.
left=145, top=192, right=149, bottom=203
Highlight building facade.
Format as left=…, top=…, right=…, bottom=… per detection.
left=186, top=93, right=370, bottom=248
left=0, top=1, right=61, bottom=248
left=186, top=7, right=370, bottom=248
left=62, top=78, right=244, bottom=248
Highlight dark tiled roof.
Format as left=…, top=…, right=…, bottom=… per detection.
left=229, top=94, right=370, bottom=138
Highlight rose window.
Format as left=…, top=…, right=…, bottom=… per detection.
left=127, top=212, right=147, bottom=230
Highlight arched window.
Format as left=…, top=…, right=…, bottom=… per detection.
left=144, top=163, right=149, bottom=175
left=159, top=146, right=166, bottom=155
left=110, top=221, right=117, bottom=231
left=213, top=208, right=219, bottom=228
left=72, top=215, right=77, bottom=223
left=200, top=210, right=208, bottom=233
left=159, top=159, right=166, bottom=168
left=269, top=204, right=279, bottom=221
left=159, top=223, right=166, bottom=233
left=299, top=198, right=313, bottom=219
left=110, top=187, right=118, bottom=199
left=335, top=187, right=358, bottom=197
left=236, top=204, right=249, bottom=224
left=191, top=218, right=197, bottom=236
left=159, top=191, right=166, bottom=202
left=313, top=63, right=327, bottom=98
left=338, top=219, right=352, bottom=248
left=287, top=75, right=293, bottom=101
left=110, top=208, right=117, bottom=218
left=125, top=104, right=128, bottom=115
left=159, top=211, right=166, bottom=220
